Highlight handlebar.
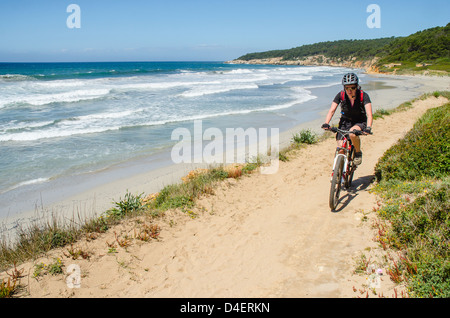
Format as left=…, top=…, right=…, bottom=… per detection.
left=327, top=127, right=372, bottom=136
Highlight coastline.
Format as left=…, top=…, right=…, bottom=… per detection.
left=1, top=69, right=449, bottom=241
left=227, top=56, right=379, bottom=72
left=227, top=57, right=450, bottom=77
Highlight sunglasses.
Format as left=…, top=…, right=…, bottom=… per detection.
left=345, top=86, right=357, bottom=91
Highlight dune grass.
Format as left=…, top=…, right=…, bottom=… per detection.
left=0, top=161, right=266, bottom=275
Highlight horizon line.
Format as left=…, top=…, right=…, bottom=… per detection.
left=0, top=60, right=228, bottom=64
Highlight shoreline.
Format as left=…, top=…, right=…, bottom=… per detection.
left=226, top=56, right=379, bottom=72
left=1, top=70, right=449, bottom=241
left=226, top=57, right=450, bottom=77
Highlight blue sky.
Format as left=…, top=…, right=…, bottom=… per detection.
left=0, top=0, right=448, bottom=62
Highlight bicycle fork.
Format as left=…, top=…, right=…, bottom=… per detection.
left=330, top=153, right=348, bottom=184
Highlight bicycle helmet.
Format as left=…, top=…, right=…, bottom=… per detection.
left=342, top=73, right=359, bottom=86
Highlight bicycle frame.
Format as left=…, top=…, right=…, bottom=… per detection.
left=330, top=129, right=354, bottom=184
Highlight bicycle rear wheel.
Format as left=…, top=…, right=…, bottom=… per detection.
left=329, top=155, right=344, bottom=211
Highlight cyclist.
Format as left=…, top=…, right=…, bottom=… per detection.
left=321, top=73, right=373, bottom=165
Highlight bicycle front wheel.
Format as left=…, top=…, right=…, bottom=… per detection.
left=346, top=165, right=355, bottom=189
left=329, top=155, right=344, bottom=211
left=344, top=147, right=355, bottom=189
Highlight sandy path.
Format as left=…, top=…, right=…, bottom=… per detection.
left=7, top=94, right=446, bottom=298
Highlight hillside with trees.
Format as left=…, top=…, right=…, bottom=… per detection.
left=238, top=37, right=395, bottom=61
left=376, top=23, right=449, bottom=73
left=232, top=23, right=449, bottom=75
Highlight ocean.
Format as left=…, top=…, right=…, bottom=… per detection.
left=0, top=61, right=358, bottom=218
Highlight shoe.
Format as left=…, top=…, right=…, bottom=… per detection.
left=354, top=152, right=362, bottom=165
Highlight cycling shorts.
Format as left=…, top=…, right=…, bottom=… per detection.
left=336, top=118, right=367, bottom=140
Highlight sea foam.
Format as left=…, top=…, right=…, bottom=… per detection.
left=0, top=62, right=354, bottom=200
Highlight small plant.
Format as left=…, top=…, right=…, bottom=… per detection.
left=210, top=168, right=229, bottom=180
left=114, top=232, right=132, bottom=248
left=33, top=263, right=46, bottom=278
left=354, top=254, right=371, bottom=274
left=292, top=129, right=317, bottom=145
left=33, top=258, right=64, bottom=277
left=181, top=168, right=209, bottom=183
left=83, top=215, right=110, bottom=233
left=146, top=224, right=160, bottom=239
left=108, top=247, right=118, bottom=254
left=248, top=154, right=266, bottom=167
left=47, top=258, right=64, bottom=275
left=0, top=263, right=24, bottom=298
left=134, top=223, right=161, bottom=242
left=107, top=191, right=144, bottom=219
left=225, top=165, right=243, bottom=179
left=6, top=263, right=24, bottom=281
left=185, top=209, right=198, bottom=219
left=396, top=101, right=413, bottom=112
left=373, top=108, right=391, bottom=119
left=64, top=244, right=91, bottom=260
left=387, top=260, right=404, bottom=283
left=0, top=278, right=17, bottom=298
left=278, top=152, right=289, bottom=162
left=106, top=240, right=118, bottom=253
left=242, top=162, right=258, bottom=173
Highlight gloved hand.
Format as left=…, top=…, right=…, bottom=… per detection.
left=321, top=123, right=330, bottom=130
left=364, top=126, right=372, bottom=134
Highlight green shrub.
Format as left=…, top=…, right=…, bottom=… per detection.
left=107, top=191, right=143, bottom=219
left=399, top=181, right=450, bottom=298
left=292, top=129, right=318, bottom=145
left=209, top=168, right=228, bottom=180
left=242, top=162, right=258, bottom=173
left=373, top=108, right=391, bottom=119
left=375, top=103, right=450, bottom=181
left=374, top=177, right=450, bottom=298
left=159, top=195, right=194, bottom=210
left=373, top=100, right=450, bottom=298
left=388, top=181, right=449, bottom=249
left=374, top=98, right=450, bottom=298
left=409, top=261, right=450, bottom=298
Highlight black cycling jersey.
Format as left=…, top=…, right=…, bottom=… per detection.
left=333, top=89, right=371, bottom=124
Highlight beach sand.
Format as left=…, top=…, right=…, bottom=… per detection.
left=1, top=73, right=449, bottom=298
